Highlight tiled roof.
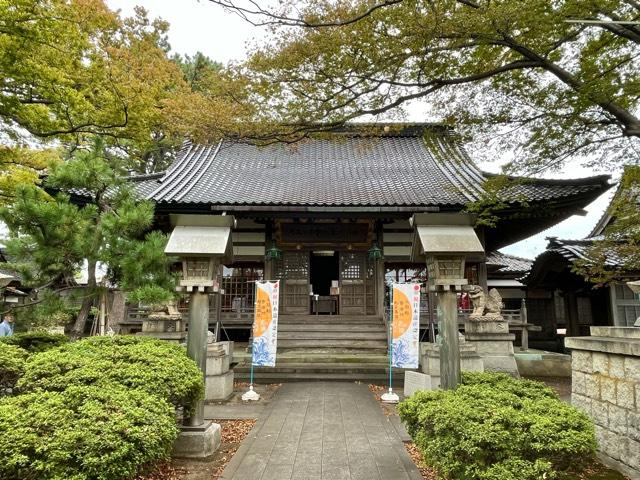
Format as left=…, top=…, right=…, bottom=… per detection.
left=486, top=251, right=533, bottom=274
left=542, top=237, right=623, bottom=268
left=133, top=125, right=610, bottom=208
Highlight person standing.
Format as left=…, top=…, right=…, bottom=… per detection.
left=0, top=313, right=15, bottom=337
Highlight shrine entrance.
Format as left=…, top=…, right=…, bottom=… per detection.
left=275, top=250, right=376, bottom=316
left=272, top=219, right=379, bottom=316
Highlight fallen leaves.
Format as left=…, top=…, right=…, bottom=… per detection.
left=404, top=442, right=439, bottom=480
left=210, top=419, right=257, bottom=480
left=135, top=461, right=186, bottom=480
left=368, top=383, right=385, bottom=401
left=217, top=419, right=256, bottom=444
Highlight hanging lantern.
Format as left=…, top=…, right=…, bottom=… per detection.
left=265, top=241, right=282, bottom=261
left=368, top=242, right=383, bottom=261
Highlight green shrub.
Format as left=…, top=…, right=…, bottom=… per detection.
left=0, top=332, right=69, bottom=353
left=18, top=335, right=203, bottom=412
left=0, top=343, right=28, bottom=393
left=0, top=384, right=179, bottom=480
left=398, top=372, right=596, bottom=480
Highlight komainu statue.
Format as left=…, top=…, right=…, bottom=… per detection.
left=468, top=285, right=504, bottom=321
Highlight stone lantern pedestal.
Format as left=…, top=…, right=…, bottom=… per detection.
left=205, top=342, right=234, bottom=401
left=464, top=317, right=519, bottom=376
left=137, top=303, right=186, bottom=343
left=420, top=335, right=484, bottom=388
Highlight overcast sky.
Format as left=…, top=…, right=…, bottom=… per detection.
left=102, top=0, right=615, bottom=260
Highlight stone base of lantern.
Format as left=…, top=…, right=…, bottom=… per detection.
left=420, top=337, right=484, bottom=389
left=464, top=319, right=519, bottom=376
left=173, top=421, right=221, bottom=458
left=136, top=309, right=186, bottom=344
left=205, top=343, right=234, bottom=401
left=136, top=331, right=187, bottom=343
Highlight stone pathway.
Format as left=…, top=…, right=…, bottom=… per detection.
left=221, top=382, right=422, bottom=480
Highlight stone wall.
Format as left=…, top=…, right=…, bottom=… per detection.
left=566, top=327, right=640, bottom=474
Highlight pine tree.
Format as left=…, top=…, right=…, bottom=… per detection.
left=0, top=137, right=175, bottom=336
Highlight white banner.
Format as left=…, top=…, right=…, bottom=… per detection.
left=391, top=283, right=421, bottom=369
left=252, top=281, right=280, bottom=367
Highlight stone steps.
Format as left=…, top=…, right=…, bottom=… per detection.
left=234, top=358, right=408, bottom=383
left=239, top=314, right=390, bottom=381
left=278, top=331, right=387, bottom=341
left=278, top=323, right=385, bottom=332
left=279, top=315, right=384, bottom=325
left=234, top=351, right=389, bottom=363
left=275, top=314, right=388, bottom=353
left=277, top=339, right=388, bottom=351
left=236, top=371, right=391, bottom=382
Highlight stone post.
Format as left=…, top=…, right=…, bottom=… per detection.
left=185, top=290, right=210, bottom=427
left=438, top=290, right=461, bottom=389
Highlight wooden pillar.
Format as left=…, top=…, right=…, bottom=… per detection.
left=566, top=291, right=580, bottom=337
left=375, top=221, right=385, bottom=318
left=264, top=220, right=274, bottom=280
left=520, top=298, right=529, bottom=351
left=438, top=289, right=460, bottom=390
left=608, top=284, right=620, bottom=326
left=477, top=261, right=488, bottom=291
left=376, top=258, right=385, bottom=317
left=476, top=227, right=488, bottom=290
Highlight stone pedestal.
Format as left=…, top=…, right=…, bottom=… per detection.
left=136, top=305, right=186, bottom=343
left=464, top=318, right=519, bottom=376
left=205, top=343, right=234, bottom=401
left=566, top=327, right=640, bottom=475
left=173, top=421, right=221, bottom=458
left=420, top=337, right=484, bottom=389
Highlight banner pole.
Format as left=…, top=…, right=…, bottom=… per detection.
left=242, top=281, right=261, bottom=401
left=382, top=286, right=399, bottom=403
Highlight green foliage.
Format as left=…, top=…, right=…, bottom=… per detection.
left=0, top=343, right=28, bottom=393
left=11, top=292, right=78, bottom=332
left=19, top=336, right=203, bottom=413
left=0, top=384, right=179, bottom=480
left=235, top=0, right=639, bottom=173
left=398, top=372, right=596, bottom=480
left=574, top=165, right=640, bottom=285
left=0, top=137, right=176, bottom=335
left=463, top=176, right=530, bottom=227
left=0, top=332, right=69, bottom=354
left=173, top=51, right=223, bottom=91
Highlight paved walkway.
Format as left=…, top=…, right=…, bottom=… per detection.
left=221, top=382, right=422, bottom=480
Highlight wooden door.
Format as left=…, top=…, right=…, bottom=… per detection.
left=340, top=252, right=375, bottom=315
left=274, top=251, right=310, bottom=314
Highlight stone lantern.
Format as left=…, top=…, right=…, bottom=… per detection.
left=411, top=213, right=484, bottom=389
left=165, top=214, right=235, bottom=457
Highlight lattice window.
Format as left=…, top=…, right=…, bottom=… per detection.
left=221, top=264, right=264, bottom=313
left=274, top=251, right=308, bottom=280
left=340, top=252, right=365, bottom=279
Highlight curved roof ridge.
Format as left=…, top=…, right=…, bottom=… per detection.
left=173, top=141, right=222, bottom=202
left=484, top=171, right=611, bottom=186
left=423, top=135, right=477, bottom=203
left=161, top=144, right=216, bottom=202
left=148, top=144, right=197, bottom=199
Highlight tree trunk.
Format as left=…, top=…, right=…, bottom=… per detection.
left=71, top=259, right=97, bottom=338
left=107, top=290, right=126, bottom=334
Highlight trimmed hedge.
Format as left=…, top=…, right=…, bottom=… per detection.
left=0, top=343, right=28, bottom=393
left=398, top=372, right=596, bottom=480
left=0, top=384, right=179, bottom=480
left=0, top=332, right=68, bottom=353
left=18, top=335, right=204, bottom=413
